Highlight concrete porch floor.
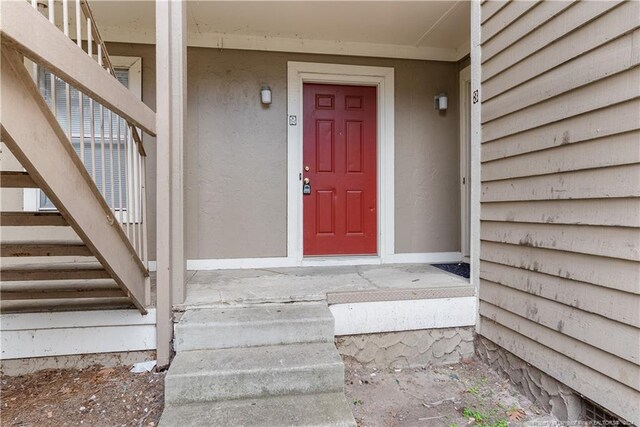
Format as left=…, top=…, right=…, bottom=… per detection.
left=180, top=263, right=473, bottom=309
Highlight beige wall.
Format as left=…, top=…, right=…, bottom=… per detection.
left=0, top=143, right=24, bottom=211
left=478, top=1, right=640, bottom=424
left=109, top=44, right=462, bottom=260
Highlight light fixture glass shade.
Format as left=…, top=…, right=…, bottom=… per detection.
left=261, top=85, right=272, bottom=104
left=438, top=95, right=448, bottom=110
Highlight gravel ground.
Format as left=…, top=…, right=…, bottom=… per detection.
left=1, top=365, right=165, bottom=427
left=344, top=358, right=552, bottom=427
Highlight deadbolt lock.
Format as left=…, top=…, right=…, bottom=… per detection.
left=304, top=166, right=310, bottom=172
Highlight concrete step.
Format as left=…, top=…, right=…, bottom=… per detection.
left=159, top=392, right=356, bottom=427
left=165, top=342, right=345, bottom=404
left=174, top=303, right=335, bottom=352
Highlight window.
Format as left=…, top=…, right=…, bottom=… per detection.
left=25, top=56, right=142, bottom=219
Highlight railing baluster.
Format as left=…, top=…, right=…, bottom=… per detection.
left=141, top=155, right=148, bottom=266
left=86, top=17, right=96, bottom=180
left=48, top=0, right=56, bottom=118
left=30, top=0, right=39, bottom=81
left=62, top=0, right=68, bottom=35
left=75, top=0, right=82, bottom=48
left=48, top=0, right=54, bottom=22
left=100, top=104, right=106, bottom=196
left=132, top=141, right=139, bottom=254
left=98, top=45, right=106, bottom=196
left=109, top=110, right=115, bottom=209
left=129, top=128, right=137, bottom=250
left=89, top=98, right=96, bottom=180
left=79, top=91, right=85, bottom=165
left=123, top=125, right=131, bottom=239
left=62, top=0, right=72, bottom=140
left=87, top=16, right=92, bottom=56
left=117, top=116, right=124, bottom=225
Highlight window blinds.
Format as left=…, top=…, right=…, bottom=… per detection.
left=39, top=69, right=130, bottom=211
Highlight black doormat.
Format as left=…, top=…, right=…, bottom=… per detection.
left=432, top=262, right=470, bottom=279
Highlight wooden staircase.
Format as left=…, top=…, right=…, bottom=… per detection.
left=1, top=171, right=138, bottom=313
left=0, top=0, right=156, bottom=314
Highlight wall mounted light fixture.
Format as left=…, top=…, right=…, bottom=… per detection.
left=434, top=93, right=448, bottom=111
left=261, top=85, right=272, bottom=105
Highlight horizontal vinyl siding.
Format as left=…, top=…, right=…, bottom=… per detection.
left=479, top=1, right=640, bottom=424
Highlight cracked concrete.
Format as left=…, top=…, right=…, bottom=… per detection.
left=181, top=263, right=470, bottom=308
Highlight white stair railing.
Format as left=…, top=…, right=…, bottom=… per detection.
left=27, top=0, right=148, bottom=270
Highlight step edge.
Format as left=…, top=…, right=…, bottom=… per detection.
left=166, top=361, right=344, bottom=379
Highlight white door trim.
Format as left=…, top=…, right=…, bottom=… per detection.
left=459, top=65, right=471, bottom=259
left=286, top=61, right=395, bottom=264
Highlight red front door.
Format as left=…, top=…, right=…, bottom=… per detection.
left=303, top=83, right=377, bottom=256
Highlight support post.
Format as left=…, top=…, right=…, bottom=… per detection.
left=470, top=0, right=482, bottom=331
left=155, top=0, right=186, bottom=369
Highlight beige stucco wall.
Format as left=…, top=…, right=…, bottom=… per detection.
left=97, top=45, right=462, bottom=260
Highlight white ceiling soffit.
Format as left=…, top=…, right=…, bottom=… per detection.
left=88, top=1, right=470, bottom=62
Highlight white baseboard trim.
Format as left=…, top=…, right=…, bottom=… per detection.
left=181, top=252, right=463, bottom=270
left=384, top=252, right=463, bottom=264
left=186, top=257, right=296, bottom=270
left=1, top=309, right=157, bottom=359
left=330, top=296, right=476, bottom=336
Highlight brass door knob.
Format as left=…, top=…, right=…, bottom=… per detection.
left=303, top=177, right=310, bottom=184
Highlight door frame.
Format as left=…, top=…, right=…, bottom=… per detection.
left=287, top=61, right=395, bottom=263
left=459, top=65, right=471, bottom=260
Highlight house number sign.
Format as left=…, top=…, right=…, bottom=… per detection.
left=289, top=115, right=297, bottom=126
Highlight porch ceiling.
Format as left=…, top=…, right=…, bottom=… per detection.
left=89, top=1, right=470, bottom=61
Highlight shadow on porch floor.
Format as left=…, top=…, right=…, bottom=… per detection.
left=180, top=263, right=473, bottom=309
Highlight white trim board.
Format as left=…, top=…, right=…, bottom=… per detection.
left=330, top=297, right=476, bottom=336
left=470, top=0, right=482, bottom=331
left=459, top=65, right=471, bottom=259
left=182, top=252, right=463, bottom=271
left=287, top=61, right=395, bottom=265
left=1, top=309, right=156, bottom=359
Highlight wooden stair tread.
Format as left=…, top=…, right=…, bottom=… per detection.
left=1, top=241, right=92, bottom=257
left=0, top=278, right=118, bottom=289
left=1, top=279, right=123, bottom=299
left=1, top=287, right=125, bottom=300
left=1, top=211, right=67, bottom=226
left=0, top=262, right=110, bottom=281
left=1, top=298, right=135, bottom=313
left=0, top=225, right=81, bottom=243
left=0, top=171, right=37, bottom=188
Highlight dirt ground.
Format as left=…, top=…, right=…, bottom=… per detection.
left=1, top=358, right=551, bottom=427
left=1, top=366, right=165, bottom=427
left=344, top=359, right=551, bottom=427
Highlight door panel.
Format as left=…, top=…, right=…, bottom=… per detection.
left=303, top=83, right=377, bottom=255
